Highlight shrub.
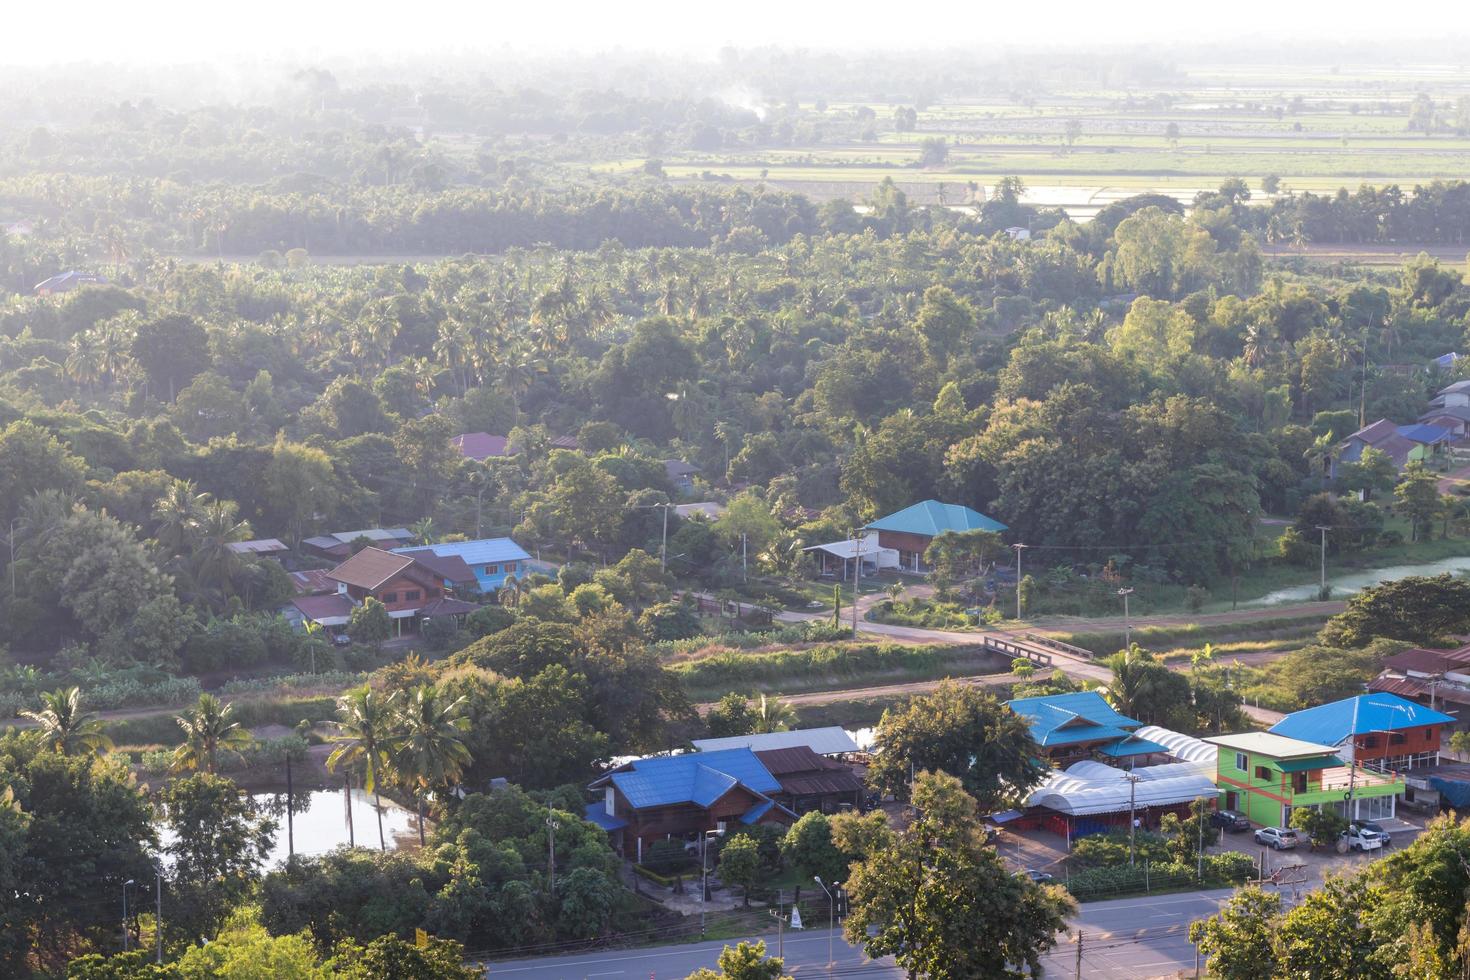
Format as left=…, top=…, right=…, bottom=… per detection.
left=466, top=605, right=516, bottom=638
left=638, top=601, right=702, bottom=642
left=643, top=838, right=695, bottom=874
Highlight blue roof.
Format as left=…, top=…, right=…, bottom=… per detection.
left=866, top=500, right=1007, bottom=537
left=1005, top=691, right=1142, bottom=748
left=740, top=800, right=776, bottom=824
left=1433, top=353, right=1460, bottom=368
left=392, top=537, right=531, bottom=565
left=598, top=749, right=781, bottom=810
left=583, top=803, right=628, bottom=831
left=1269, top=693, right=1455, bottom=746
left=1097, top=737, right=1171, bottom=758
left=1396, top=424, right=1452, bottom=446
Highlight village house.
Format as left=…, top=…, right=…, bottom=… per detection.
left=451, top=431, right=579, bottom=462
left=1205, top=731, right=1404, bottom=827
left=289, top=546, right=476, bottom=636
left=391, top=537, right=532, bottom=594
left=662, top=459, right=701, bottom=496
left=1371, top=644, right=1470, bottom=728
left=691, top=728, right=866, bottom=814
left=1419, top=379, right=1470, bottom=438
left=33, top=270, right=107, bottom=295
left=864, top=499, right=1007, bottom=573
left=225, top=538, right=289, bottom=559
left=584, top=749, right=797, bottom=863
left=301, top=527, right=414, bottom=560
left=1331, top=418, right=1450, bottom=477
left=1006, top=691, right=1167, bottom=767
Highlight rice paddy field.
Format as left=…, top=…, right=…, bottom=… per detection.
left=597, top=63, right=1470, bottom=220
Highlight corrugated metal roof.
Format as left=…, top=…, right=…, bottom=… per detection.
left=226, top=538, right=288, bottom=555
left=1097, top=737, right=1171, bottom=758
left=327, top=547, right=415, bottom=590
left=394, top=537, right=531, bottom=566
left=598, top=748, right=781, bottom=810
left=1205, top=732, right=1338, bottom=759
left=583, top=803, right=627, bottom=831
left=1133, top=725, right=1217, bottom=765
left=1006, top=691, right=1142, bottom=747
left=865, top=499, right=1007, bottom=537
left=1269, top=693, right=1455, bottom=745
left=692, top=727, right=860, bottom=756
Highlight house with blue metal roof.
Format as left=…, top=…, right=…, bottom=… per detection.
left=391, top=537, right=532, bottom=594
left=865, top=499, right=1008, bottom=573
left=1268, top=692, right=1454, bottom=775
left=1006, top=691, right=1166, bottom=765
left=585, top=749, right=796, bottom=863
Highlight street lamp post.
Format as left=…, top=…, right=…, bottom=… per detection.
left=814, top=875, right=837, bottom=975
left=1315, top=525, right=1331, bottom=600
left=851, top=529, right=867, bottom=639
left=699, top=828, right=722, bottom=936
left=1117, top=587, right=1135, bottom=650
left=122, top=879, right=136, bottom=951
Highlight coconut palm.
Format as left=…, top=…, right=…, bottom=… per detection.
left=172, top=693, right=253, bottom=774
left=189, top=499, right=252, bottom=605
left=152, top=479, right=209, bottom=558
left=21, top=687, right=113, bottom=757
left=750, top=694, right=796, bottom=734
left=389, top=684, right=472, bottom=846
left=327, top=685, right=399, bottom=851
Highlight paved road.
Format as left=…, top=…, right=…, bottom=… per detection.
left=482, top=889, right=1251, bottom=979
left=483, top=927, right=896, bottom=978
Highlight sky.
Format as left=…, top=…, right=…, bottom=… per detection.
left=3, top=0, right=1468, bottom=66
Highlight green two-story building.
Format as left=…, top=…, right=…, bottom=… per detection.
left=1205, top=732, right=1405, bottom=828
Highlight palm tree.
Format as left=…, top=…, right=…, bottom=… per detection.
left=327, top=685, right=399, bottom=851
left=152, top=480, right=208, bottom=558
left=172, top=693, right=253, bottom=774
left=389, top=684, right=472, bottom=846
left=190, top=499, right=251, bottom=606
left=1303, top=433, right=1336, bottom=490
left=408, top=518, right=437, bottom=547
left=750, top=694, right=796, bottom=734
left=21, top=687, right=113, bottom=757
left=498, top=574, right=526, bottom=610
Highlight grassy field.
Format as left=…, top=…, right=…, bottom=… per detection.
left=610, top=62, right=1470, bottom=215
left=1055, top=615, right=1329, bottom=662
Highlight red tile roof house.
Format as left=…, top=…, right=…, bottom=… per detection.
left=292, top=547, right=476, bottom=637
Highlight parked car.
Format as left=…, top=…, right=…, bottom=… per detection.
left=1211, top=809, right=1251, bottom=832
left=1357, top=821, right=1392, bottom=846
left=1018, top=869, right=1055, bottom=884
left=1254, top=827, right=1300, bottom=850
left=1340, top=824, right=1387, bottom=852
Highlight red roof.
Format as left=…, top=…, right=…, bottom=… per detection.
left=394, top=548, right=478, bottom=586
left=290, top=569, right=337, bottom=595
left=1371, top=674, right=1470, bottom=706
left=452, top=432, right=511, bottom=460
left=326, top=547, right=417, bottom=590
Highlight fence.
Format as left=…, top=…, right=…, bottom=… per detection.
left=983, top=634, right=1054, bottom=667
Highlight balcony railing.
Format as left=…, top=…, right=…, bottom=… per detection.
left=1317, top=764, right=1401, bottom=793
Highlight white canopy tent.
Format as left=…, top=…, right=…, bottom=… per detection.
left=1026, top=763, right=1218, bottom=818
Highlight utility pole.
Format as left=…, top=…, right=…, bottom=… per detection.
left=1122, top=773, right=1142, bottom=865
left=6, top=518, right=17, bottom=601
left=660, top=502, right=670, bottom=572
left=1013, top=543, right=1029, bottom=620
left=156, top=872, right=163, bottom=964
left=1117, top=587, right=1135, bottom=650
left=1315, top=525, right=1330, bottom=600
left=851, top=529, right=866, bottom=639
left=546, top=816, right=560, bottom=895
left=1076, top=930, right=1084, bottom=980
left=814, top=876, right=836, bottom=975
left=741, top=532, right=748, bottom=582
left=285, top=753, right=295, bottom=861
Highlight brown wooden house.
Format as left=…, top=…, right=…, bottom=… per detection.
left=584, top=749, right=796, bottom=863
left=320, top=547, right=475, bottom=636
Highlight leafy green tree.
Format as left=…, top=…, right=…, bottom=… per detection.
left=130, top=313, right=210, bottom=401
left=175, top=911, right=329, bottom=979
left=685, top=941, right=792, bottom=980
left=1395, top=461, right=1441, bottom=541
left=1336, top=446, right=1397, bottom=501
left=924, top=528, right=1004, bottom=597
left=778, top=812, right=848, bottom=885
left=707, top=692, right=756, bottom=738
left=65, top=950, right=182, bottom=978
left=1277, top=875, right=1385, bottom=980
left=713, top=493, right=782, bottom=563
left=1188, top=885, right=1281, bottom=980
left=865, top=680, right=1046, bottom=809
left=717, top=833, right=762, bottom=906
left=1289, top=806, right=1348, bottom=850
left=1160, top=797, right=1220, bottom=864
left=750, top=694, right=795, bottom=734
left=21, top=687, right=113, bottom=757
left=0, top=420, right=86, bottom=526
left=1102, top=647, right=1194, bottom=729
left=390, top=684, right=472, bottom=845
left=1319, top=574, right=1470, bottom=647
left=1365, top=814, right=1470, bottom=970
left=349, top=596, right=393, bottom=649
left=172, top=693, right=254, bottom=774
left=844, top=771, right=1073, bottom=978
left=331, top=934, right=482, bottom=979
left=158, top=772, right=276, bottom=939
